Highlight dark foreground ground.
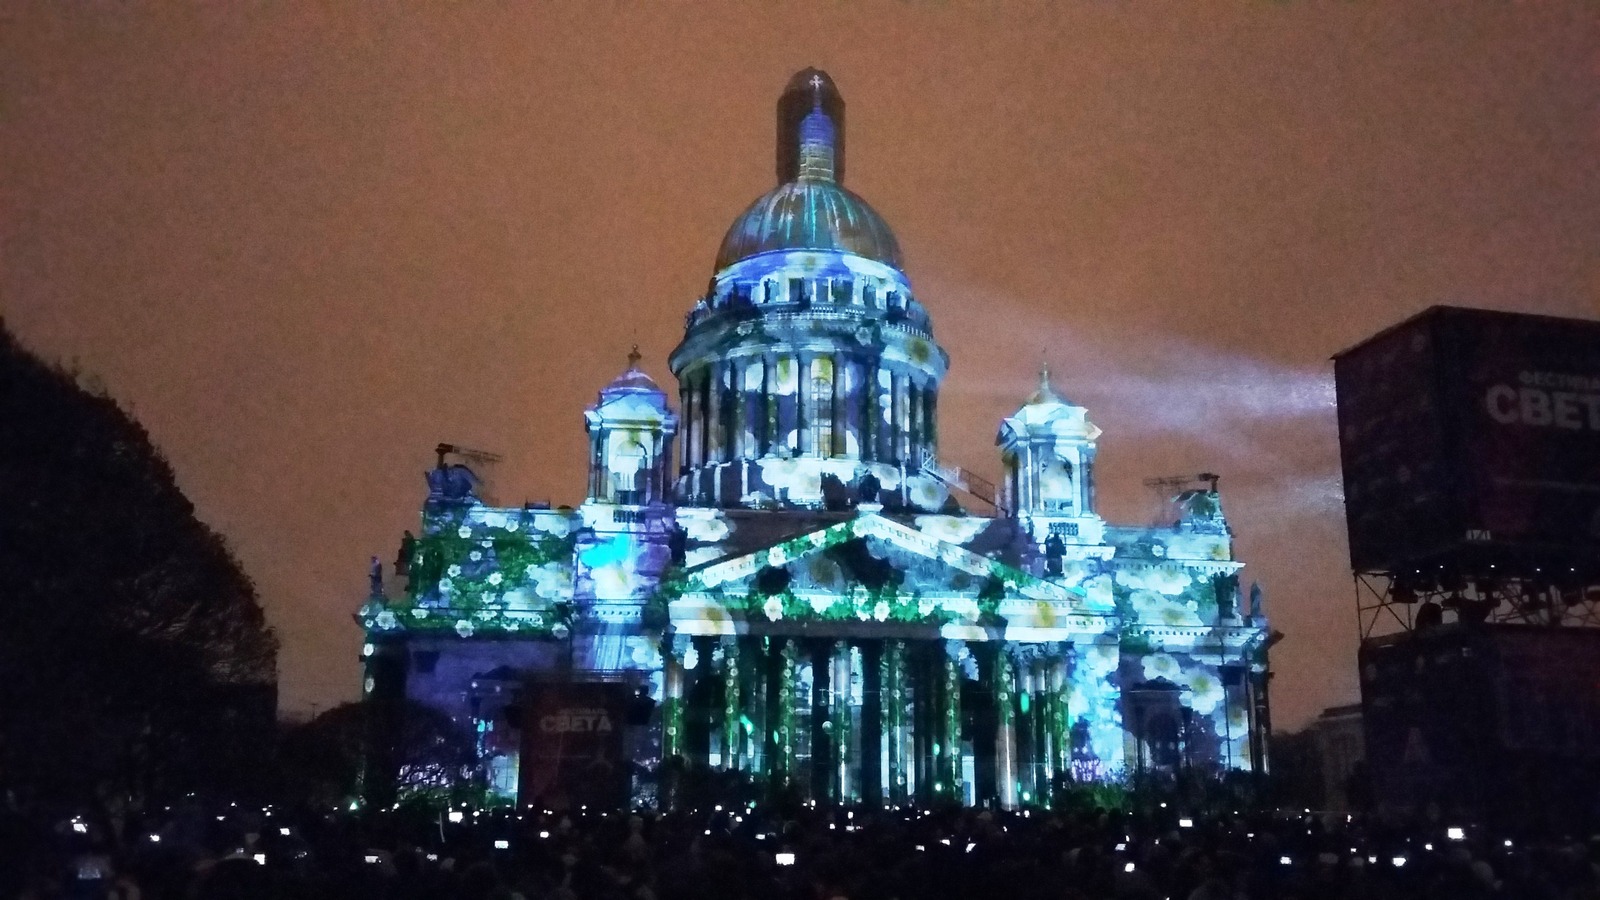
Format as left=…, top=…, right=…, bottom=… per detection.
left=6, top=801, right=1599, bottom=900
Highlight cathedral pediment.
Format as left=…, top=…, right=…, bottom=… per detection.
left=666, top=513, right=1114, bottom=638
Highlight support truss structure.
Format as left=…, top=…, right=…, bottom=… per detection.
left=1355, top=568, right=1600, bottom=641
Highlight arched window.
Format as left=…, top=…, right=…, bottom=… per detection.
left=608, top=434, right=649, bottom=504
left=811, top=357, right=834, bottom=457
left=1039, top=456, right=1075, bottom=511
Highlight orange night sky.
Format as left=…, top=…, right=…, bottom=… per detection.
left=4, top=2, right=1597, bottom=728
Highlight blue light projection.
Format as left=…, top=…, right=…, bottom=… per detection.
left=356, top=67, right=1272, bottom=809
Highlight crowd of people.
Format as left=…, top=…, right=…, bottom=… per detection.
left=6, top=799, right=1600, bottom=900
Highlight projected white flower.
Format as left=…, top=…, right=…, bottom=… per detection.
left=1142, top=652, right=1182, bottom=683
left=1128, top=590, right=1203, bottom=626
left=1217, top=704, right=1251, bottom=736
left=1181, top=669, right=1225, bottom=715
left=1156, top=599, right=1203, bottom=627
left=680, top=513, right=732, bottom=543
left=906, top=475, right=948, bottom=512
left=1115, top=566, right=1192, bottom=596
left=1083, top=644, right=1120, bottom=676
left=534, top=516, right=572, bottom=538
left=528, top=562, right=572, bottom=599
left=914, top=515, right=988, bottom=545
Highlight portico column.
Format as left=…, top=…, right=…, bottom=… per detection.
left=972, top=646, right=996, bottom=806
left=762, top=638, right=782, bottom=784
left=994, top=647, right=1019, bottom=810
left=883, top=640, right=910, bottom=804
left=941, top=644, right=962, bottom=800
left=831, top=641, right=853, bottom=801
left=778, top=639, right=798, bottom=782
left=861, top=640, right=884, bottom=804
left=1028, top=657, right=1051, bottom=805
left=915, top=643, right=934, bottom=797
left=662, top=640, right=686, bottom=762
left=1050, top=653, right=1070, bottom=776
left=685, top=636, right=717, bottom=767
left=809, top=640, right=833, bottom=803
left=720, top=637, right=742, bottom=771
left=1036, top=656, right=1053, bottom=790
left=744, top=635, right=767, bottom=775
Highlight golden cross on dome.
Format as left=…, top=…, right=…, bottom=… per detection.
left=627, top=345, right=641, bottom=369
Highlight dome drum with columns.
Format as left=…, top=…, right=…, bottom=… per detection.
left=673, top=70, right=949, bottom=511
left=356, top=69, right=1273, bottom=811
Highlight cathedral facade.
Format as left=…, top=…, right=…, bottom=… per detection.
left=357, top=70, right=1272, bottom=809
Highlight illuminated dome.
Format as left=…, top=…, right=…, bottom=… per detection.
left=590, top=347, right=671, bottom=421
left=713, top=69, right=903, bottom=273
left=1013, top=364, right=1074, bottom=424
left=597, top=347, right=665, bottom=400
left=714, top=181, right=902, bottom=272
left=999, top=365, right=1100, bottom=442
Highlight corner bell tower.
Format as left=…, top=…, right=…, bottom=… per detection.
left=584, top=348, right=679, bottom=507
left=998, top=366, right=1105, bottom=547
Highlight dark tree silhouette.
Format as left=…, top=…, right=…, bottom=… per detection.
left=0, top=322, right=278, bottom=814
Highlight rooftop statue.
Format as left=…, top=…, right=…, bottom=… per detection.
left=426, top=463, right=478, bottom=502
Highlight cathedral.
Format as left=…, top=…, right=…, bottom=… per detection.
left=357, top=69, right=1272, bottom=809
